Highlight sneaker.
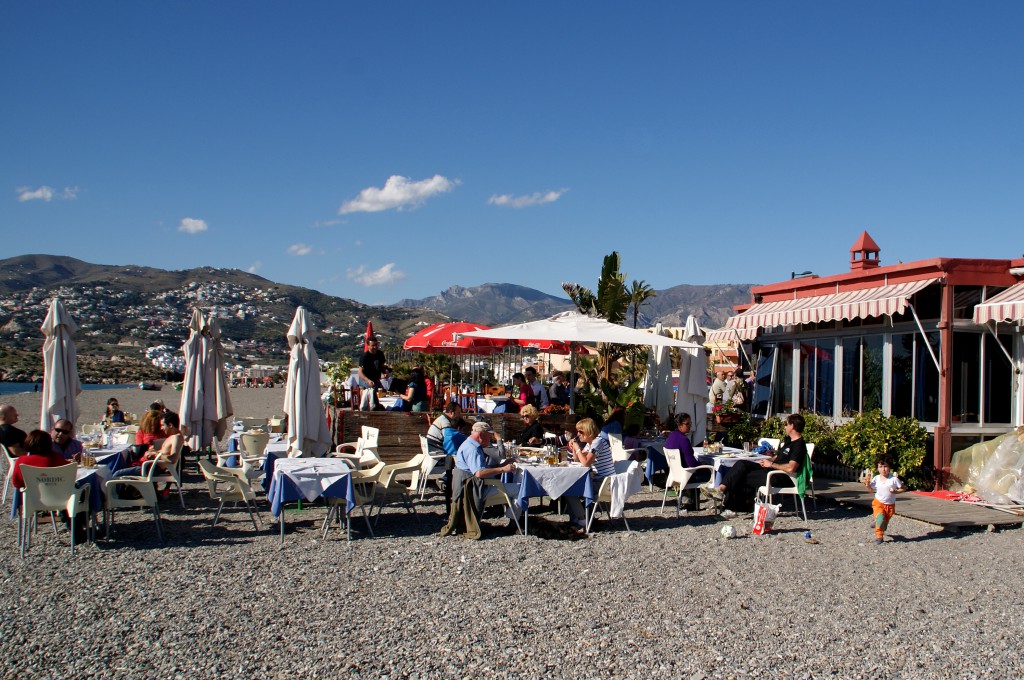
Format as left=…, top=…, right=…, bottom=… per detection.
left=720, top=509, right=737, bottom=519
left=701, top=485, right=725, bottom=502
left=874, top=537, right=883, bottom=545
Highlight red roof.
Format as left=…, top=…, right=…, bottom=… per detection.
left=850, top=230, right=880, bottom=252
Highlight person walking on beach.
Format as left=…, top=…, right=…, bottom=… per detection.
left=864, top=456, right=904, bottom=544
left=358, top=336, right=386, bottom=410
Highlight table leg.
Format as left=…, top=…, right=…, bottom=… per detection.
left=524, top=498, right=529, bottom=536
left=279, top=512, right=285, bottom=543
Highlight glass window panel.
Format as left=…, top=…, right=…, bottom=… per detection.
left=815, top=340, right=835, bottom=416
left=983, top=333, right=1012, bottom=424
left=842, top=337, right=862, bottom=414
left=863, top=335, right=884, bottom=412
left=914, top=331, right=940, bottom=422
left=751, top=345, right=775, bottom=417
left=891, top=333, right=914, bottom=418
left=773, top=343, right=794, bottom=414
left=951, top=332, right=980, bottom=423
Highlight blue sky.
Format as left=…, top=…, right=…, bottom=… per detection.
left=3, top=2, right=1022, bottom=305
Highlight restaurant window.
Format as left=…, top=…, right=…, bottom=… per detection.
left=953, top=286, right=984, bottom=320
left=951, top=332, right=980, bottom=423
left=772, top=342, right=794, bottom=414
left=799, top=339, right=835, bottom=415
left=751, top=345, right=775, bottom=417
left=911, top=284, right=942, bottom=320
left=915, top=331, right=941, bottom=423
left=841, top=335, right=883, bottom=415
left=983, top=332, right=1013, bottom=424
left=891, top=334, right=914, bottom=418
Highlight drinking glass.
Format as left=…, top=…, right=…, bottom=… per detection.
left=743, top=442, right=751, bottom=453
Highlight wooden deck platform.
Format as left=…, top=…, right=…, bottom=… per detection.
left=813, top=478, right=1024, bottom=531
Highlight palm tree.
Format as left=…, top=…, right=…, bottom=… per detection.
left=628, top=279, right=656, bottom=328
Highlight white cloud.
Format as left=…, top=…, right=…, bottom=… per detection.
left=488, top=188, right=568, bottom=209
left=178, top=217, right=208, bottom=234
left=288, top=243, right=313, bottom=256
left=15, top=185, right=80, bottom=202
left=345, top=263, right=406, bottom=286
left=339, top=174, right=458, bottom=214
left=313, top=218, right=342, bottom=228
left=247, top=261, right=262, bottom=274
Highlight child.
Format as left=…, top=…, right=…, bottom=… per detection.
left=864, top=456, right=904, bottom=544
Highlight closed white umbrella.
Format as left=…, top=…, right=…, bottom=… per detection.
left=642, top=323, right=674, bottom=422
left=179, top=309, right=234, bottom=450
left=283, top=307, right=331, bottom=458
left=39, top=298, right=81, bottom=430
left=675, top=315, right=708, bottom=444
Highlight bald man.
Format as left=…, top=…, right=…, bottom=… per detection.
left=0, top=404, right=27, bottom=456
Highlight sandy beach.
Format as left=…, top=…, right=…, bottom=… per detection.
left=2, top=385, right=290, bottom=432
left=1, top=387, right=1022, bottom=677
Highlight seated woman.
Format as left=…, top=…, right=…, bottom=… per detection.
left=135, top=410, right=164, bottom=448
left=390, top=368, right=431, bottom=412
left=12, top=430, right=67, bottom=489
left=518, top=405, right=545, bottom=446
left=507, top=373, right=531, bottom=413
left=662, top=413, right=709, bottom=483
left=563, top=417, right=616, bottom=530
left=705, top=413, right=808, bottom=515
left=104, top=398, right=125, bottom=424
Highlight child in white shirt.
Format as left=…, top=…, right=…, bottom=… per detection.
left=864, top=456, right=904, bottom=544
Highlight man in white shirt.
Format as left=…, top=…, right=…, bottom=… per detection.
left=524, top=366, right=549, bottom=409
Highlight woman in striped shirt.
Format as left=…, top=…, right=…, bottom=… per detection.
left=564, top=417, right=615, bottom=529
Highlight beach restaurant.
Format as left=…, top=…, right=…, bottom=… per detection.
left=709, top=232, right=1024, bottom=485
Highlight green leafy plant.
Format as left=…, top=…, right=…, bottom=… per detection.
left=834, top=410, right=929, bottom=489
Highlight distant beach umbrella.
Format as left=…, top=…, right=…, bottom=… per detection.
left=403, top=322, right=507, bottom=355
left=363, top=320, right=375, bottom=352
left=179, top=309, right=234, bottom=450
left=39, top=298, right=81, bottom=430
left=284, top=307, right=331, bottom=457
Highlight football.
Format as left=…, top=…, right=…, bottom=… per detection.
left=720, top=525, right=737, bottom=539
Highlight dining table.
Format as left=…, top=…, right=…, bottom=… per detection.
left=512, top=461, right=595, bottom=535
left=695, top=447, right=770, bottom=486
left=266, top=457, right=355, bottom=542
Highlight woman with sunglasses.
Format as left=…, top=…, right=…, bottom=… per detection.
left=104, top=397, right=125, bottom=424
left=563, top=417, right=616, bottom=530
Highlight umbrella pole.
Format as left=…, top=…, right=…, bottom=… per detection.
left=569, top=343, right=577, bottom=414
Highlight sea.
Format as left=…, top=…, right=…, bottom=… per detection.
left=0, top=382, right=138, bottom=396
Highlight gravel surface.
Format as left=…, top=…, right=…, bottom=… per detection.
left=1, top=470, right=1021, bottom=679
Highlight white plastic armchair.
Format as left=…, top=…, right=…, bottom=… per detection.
left=585, top=460, right=642, bottom=533
left=104, top=473, right=164, bottom=543
left=18, top=463, right=90, bottom=557
left=140, top=453, right=185, bottom=509
left=607, top=432, right=644, bottom=463
left=198, top=459, right=263, bottom=530
left=372, top=454, right=424, bottom=527
left=661, top=447, right=716, bottom=518
left=414, top=435, right=445, bottom=500
left=1, top=443, right=16, bottom=508
left=322, top=461, right=385, bottom=540
left=755, top=461, right=808, bottom=524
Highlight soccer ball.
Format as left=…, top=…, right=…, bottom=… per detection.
left=720, top=525, right=736, bottom=539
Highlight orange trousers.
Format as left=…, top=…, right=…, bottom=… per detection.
left=872, top=499, right=895, bottom=539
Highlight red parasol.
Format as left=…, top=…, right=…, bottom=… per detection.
left=363, top=321, right=374, bottom=352
left=403, top=322, right=508, bottom=355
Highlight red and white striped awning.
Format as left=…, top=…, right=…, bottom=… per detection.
left=707, top=278, right=940, bottom=343
left=974, top=282, right=1024, bottom=324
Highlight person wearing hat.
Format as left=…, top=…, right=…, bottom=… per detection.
left=452, top=421, right=518, bottom=518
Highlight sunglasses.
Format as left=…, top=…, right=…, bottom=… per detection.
left=54, top=428, right=72, bottom=434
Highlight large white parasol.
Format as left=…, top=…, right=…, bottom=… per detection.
left=39, top=298, right=81, bottom=430
left=283, top=307, right=331, bottom=458
left=675, top=315, right=708, bottom=444
left=179, top=309, right=234, bottom=450
left=642, top=323, right=675, bottom=422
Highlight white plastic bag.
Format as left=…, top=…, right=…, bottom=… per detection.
left=751, top=500, right=781, bottom=535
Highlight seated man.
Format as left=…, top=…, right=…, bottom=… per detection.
left=548, top=371, right=569, bottom=407
left=705, top=413, right=807, bottom=516
left=113, top=411, right=184, bottom=491
left=427, top=401, right=461, bottom=453
left=452, top=421, right=518, bottom=521
left=0, top=403, right=28, bottom=456
left=51, top=419, right=84, bottom=461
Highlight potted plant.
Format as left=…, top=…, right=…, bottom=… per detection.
left=712, top=401, right=743, bottom=424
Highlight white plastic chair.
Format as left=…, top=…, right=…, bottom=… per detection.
left=1, top=443, right=16, bottom=508
left=481, top=477, right=523, bottom=534
left=372, top=454, right=424, bottom=527
left=104, top=474, right=164, bottom=543
left=238, top=417, right=268, bottom=432
left=755, top=459, right=808, bottom=524
left=585, top=460, right=642, bottom=533
left=322, top=461, right=385, bottom=540
left=17, top=463, right=90, bottom=557
left=607, top=432, right=644, bottom=463
left=198, top=459, right=263, bottom=530
left=661, top=448, right=716, bottom=518
left=238, top=432, right=269, bottom=480
left=414, top=435, right=445, bottom=500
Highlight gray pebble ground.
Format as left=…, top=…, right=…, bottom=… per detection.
left=1, top=474, right=1021, bottom=679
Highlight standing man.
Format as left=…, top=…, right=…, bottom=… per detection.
left=51, top=419, right=84, bottom=461
left=548, top=371, right=569, bottom=407
left=0, top=404, right=27, bottom=456
left=358, top=336, right=387, bottom=411
left=524, top=366, right=549, bottom=409
left=709, top=369, right=727, bottom=404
